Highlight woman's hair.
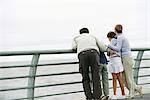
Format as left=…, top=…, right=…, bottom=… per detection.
left=79, top=28, right=89, bottom=34
left=107, top=31, right=116, bottom=38
left=115, top=24, right=123, bottom=33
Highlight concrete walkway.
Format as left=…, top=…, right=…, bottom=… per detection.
left=133, top=93, right=150, bottom=100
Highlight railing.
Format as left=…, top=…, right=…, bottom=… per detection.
left=0, top=48, right=150, bottom=100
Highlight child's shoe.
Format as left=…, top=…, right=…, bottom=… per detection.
left=118, top=95, right=126, bottom=99
left=111, top=95, right=117, bottom=99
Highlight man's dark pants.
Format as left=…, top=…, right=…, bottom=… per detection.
left=78, top=49, right=102, bottom=99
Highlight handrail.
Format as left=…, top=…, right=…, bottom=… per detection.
left=0, top=49, right=75, bottom=56
left=0, top=48, right=150, bottom=100
left=0, top=48, right=150, bottom=56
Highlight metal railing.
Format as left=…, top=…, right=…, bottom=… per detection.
left=0, top=48, right=150, bottom=100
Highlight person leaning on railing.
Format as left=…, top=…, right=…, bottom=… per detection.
left=72, top=27, right=108, bottom=100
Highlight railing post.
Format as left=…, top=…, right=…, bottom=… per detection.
left=27, top=54, right=40, bottom=100
left=133, top=51, right=144, bottom=84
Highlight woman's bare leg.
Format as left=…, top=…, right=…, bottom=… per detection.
left=117, top=72, right=125, bottom=95
left=112, top=73, right=117, bottom=95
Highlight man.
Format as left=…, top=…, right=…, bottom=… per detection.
left=72, top=28, right=107, bottom=100
left=108, top=24, right=143, bottom=99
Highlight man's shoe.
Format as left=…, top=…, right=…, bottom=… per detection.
left=101, top=95, right=109, bottom=100
left=126, top=95, right=134, bottom=99
left=138, top=86, right=143, bottom=97
left=105, top=95, right=109, bottom=100
left=100, top=95, right=105, bottom=99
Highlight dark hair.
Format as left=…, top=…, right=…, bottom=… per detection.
left=115, top=24, right=123, bottom=33
left=107, top=31, right=116, bottom=38
left=79, top=28, right=89, bottom=34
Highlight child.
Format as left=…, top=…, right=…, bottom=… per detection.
left=99, top=52, right=109, bottom=100
left=107, top=31, right=125, bottom=99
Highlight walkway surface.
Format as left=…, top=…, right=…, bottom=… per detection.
left=133, top=93, right=150, bottom=100
left=132, top=87, right=150, bottom=100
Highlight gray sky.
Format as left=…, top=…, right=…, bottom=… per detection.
left=0, top=0, right=150, bottom=51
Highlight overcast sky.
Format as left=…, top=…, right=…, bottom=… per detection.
left=0, top=0, right=149, bottom=51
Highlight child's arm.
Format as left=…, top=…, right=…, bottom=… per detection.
left=108, top=36, right=122, bottom=52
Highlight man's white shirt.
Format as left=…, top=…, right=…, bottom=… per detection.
left=72, top=33, right=107, bottom=54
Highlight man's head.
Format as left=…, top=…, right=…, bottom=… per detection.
left=115, top=24, right=123, bottom=34
left=79, top=28, right=89, bottom=34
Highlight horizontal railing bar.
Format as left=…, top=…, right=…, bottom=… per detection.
left=37, top=61, right=79, bottom=66
left=0, top=81, right=82, bottom=92
left=0, top=48, right=150, bottom=56
left=10, top=98, right=28, bottom=100
left=7, top=98, right=28, bottom=100
left=134, top=75, right=150, bottom=78
left=140, top=58, right=150, bottom=60
left=0, top=73, right=149, bottom=81
left=1, top=63, right=149, bottom=69
left=0, top=72, right=79, bottom=80
left=34, top=90, right=84, bottom=99
left=139, top=66, right=150, bottom=69
left=0, top=87, right=28, bottom=92
left=11, top=98, right=28, bottom=100
left=0, top=49, right=75, bottom=56
left=138, top=83, right=150, bottom=85
left=1, top=59, right=149, bottom=68
left=10, top=90, right=84, bottom=100
left=1, top=61, right=148, bottom=69
left=137, top=75, right=150, bottom=78
left=133, top=66, right=150, bottom=69
left=0, top=61, right=79, bottom=68
left=1, top=70, right=150, bottom=80
left=0, top=65, right=31, bottom=68
left=34, top=81, right=81, bottom=88
left=134, top=58, right=150, bottom=61
left=131, top=48, right=150, bottom=51
left=0, top=76, right=29, bottom=80
left=9, top=98, right=27, bottom=100
left=0, top=60, right=149, bottom=69
left=36, top=72, right=79, bottom=77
